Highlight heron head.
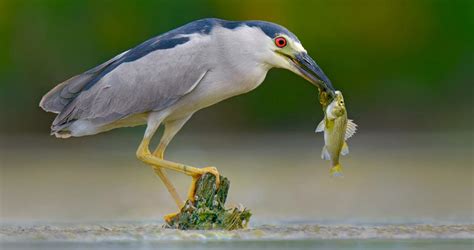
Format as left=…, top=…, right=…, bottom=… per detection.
left=244, top=21, right=335, bottom=97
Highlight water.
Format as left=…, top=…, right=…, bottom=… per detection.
left=1, top=223, right=473, bottom=249
left=2, top=132, right=472, bottom=224
left=2, top=239, right=473, bottom=250
left=1, top=132, right=473, bottom=249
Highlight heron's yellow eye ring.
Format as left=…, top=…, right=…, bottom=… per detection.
left=275, top=37, right=287, bottom=48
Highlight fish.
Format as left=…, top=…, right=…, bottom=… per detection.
left=315, top=90, right=357, bottom=177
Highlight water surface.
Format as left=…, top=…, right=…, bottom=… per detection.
left=1, top=132, right=473, bottom=249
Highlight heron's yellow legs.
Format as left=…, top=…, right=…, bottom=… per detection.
left=151, top=143, right=184, bottom=209
left=136, top=119, right=220, bottom=222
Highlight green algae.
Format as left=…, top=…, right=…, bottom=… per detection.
left=164, top=173, right=252, bottom=230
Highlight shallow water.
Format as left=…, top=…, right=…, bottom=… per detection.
left=1, top=223, right=473, bottom=249
left=1, top=132, right=473, bottom=249
left=1, top=223, right=473, bottom=241
left=2, top=239, right=473, bottom=250
left=1, top=132, right=472, bottom=224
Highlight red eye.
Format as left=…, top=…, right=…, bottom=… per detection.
left=275, top=37, right=287, bottom=48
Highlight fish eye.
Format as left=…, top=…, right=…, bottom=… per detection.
left=274, top=37, right=287, bottom=48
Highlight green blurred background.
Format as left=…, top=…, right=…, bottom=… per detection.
left=1, top=0, right=472, bottom=133
left=0, top=0, right=473, bottom=225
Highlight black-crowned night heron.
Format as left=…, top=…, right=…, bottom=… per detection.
left=40, top=18, right=335, bottom=221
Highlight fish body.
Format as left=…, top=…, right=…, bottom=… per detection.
left=316, top=91, right=357, bottom=177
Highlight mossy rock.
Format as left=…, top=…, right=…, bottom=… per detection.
left=164, top=173, right=252, bottom=230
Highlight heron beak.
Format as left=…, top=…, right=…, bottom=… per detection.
left=291, top=52, right=335, bottom=98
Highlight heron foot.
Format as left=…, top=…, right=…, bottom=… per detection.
left=187, top=166, right=220, bottom=202
left=163, top=211, right=180, bottom=223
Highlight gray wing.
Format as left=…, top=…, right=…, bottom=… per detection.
left=39, top=51, right=128, bottom=114
left=41, top=19, right=220, bottom=115
left=51, top=35, right=210, bottom=130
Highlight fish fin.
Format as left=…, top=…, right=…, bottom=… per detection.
left=345, top=119, right=358, bottom=140
left=315, top=119, right=325, bottom=133
left=321, top=146, right=331, bottom=160
left=330, top=164, right=343, bottom=177
left=341, top=142, right=349, bottom=156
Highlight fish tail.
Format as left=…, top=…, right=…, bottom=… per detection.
left=330, top=164, right=343, bottom=177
